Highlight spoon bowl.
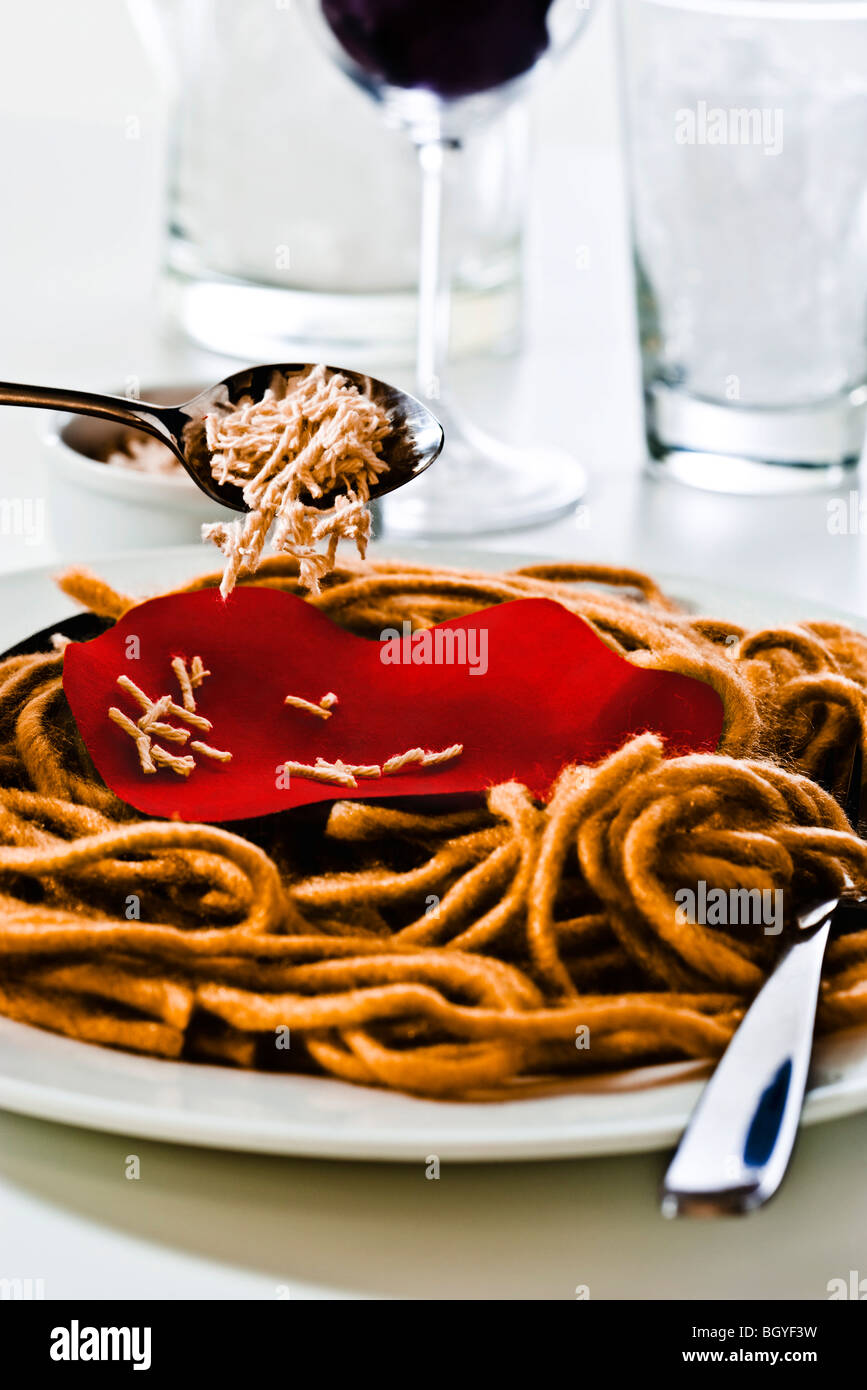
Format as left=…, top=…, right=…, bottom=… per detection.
left=0, top=364, right=444, bottom=513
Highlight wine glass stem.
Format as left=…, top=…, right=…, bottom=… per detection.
left=415, top=138, right=453, bottom=409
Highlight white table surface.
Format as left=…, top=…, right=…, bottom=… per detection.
left=1, top=3, right=866, bottom=1302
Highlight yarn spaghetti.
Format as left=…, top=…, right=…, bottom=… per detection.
left=284, top=691, right=338, bottom=720
left=1, top=555, right=867, bottom=1098
left=280, top=744, right=463, bottom=789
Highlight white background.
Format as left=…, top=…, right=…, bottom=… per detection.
left=0, top=0, right=866, bottom=1302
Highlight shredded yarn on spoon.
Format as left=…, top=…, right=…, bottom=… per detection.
left=201, top=365, right=391, bottom=598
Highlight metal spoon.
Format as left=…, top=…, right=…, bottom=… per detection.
left=0, top=364, right=444, bottom=511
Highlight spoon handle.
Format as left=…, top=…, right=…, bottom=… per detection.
left=0, top=380, right=176, bottom=448
left=661, top=903, right=836, bottom=1216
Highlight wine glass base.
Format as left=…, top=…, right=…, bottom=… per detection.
left=379, top=437, right=587, bottom=538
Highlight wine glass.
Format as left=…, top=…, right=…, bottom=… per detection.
left=301, top=0, right=596, bottom=537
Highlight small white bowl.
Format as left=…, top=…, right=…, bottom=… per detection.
left=41, top=384, right=237, bottom=556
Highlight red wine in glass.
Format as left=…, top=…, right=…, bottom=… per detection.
left=320, top=0, right=557, bottom=100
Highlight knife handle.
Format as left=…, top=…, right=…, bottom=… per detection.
left=661, top=907, right=835, bottom=1216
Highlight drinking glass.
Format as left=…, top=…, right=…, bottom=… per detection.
left=619, top=0, right=867, bottom=494
left=302, top=0, right=595, bottom=536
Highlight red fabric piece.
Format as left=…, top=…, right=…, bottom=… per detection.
left=62, top=588, right=724, bottom=823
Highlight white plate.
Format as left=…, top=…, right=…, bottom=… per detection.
left=1, top=542, right=866, bottom=1162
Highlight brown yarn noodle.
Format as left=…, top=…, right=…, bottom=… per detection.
left=200, top=364, right=391, bottom=599
left=2, top=556, right=867, bottom=1098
